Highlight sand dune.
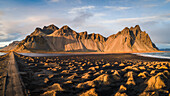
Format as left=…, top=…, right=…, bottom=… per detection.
left=13, top=53, right=170, bottom=96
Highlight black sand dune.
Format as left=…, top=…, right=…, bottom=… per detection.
left=13, top=53, right=170, bottom=96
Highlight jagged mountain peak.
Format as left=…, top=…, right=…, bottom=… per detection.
left=35, top=27, right=42, bottom=31
left=130, top=25, right=142, bottom=35
left=30, top=27, right=43, bottom=36
left=129, top=25, right=141, bottom=30
left=121, top=27, right=131, bottom=34
left=43, top=24, right=59, bottom=31
left=59, top=25, right=73, bottom=31
left=31, top=24, right=59, bottom=36
left=48, top=25, right=77, bottom=36
left=58, top=25, right=76, bottom=33
left=79, top=31, right=88, bottom=35
left=117, top=25, right=143, bottom=37
left=104, top=25, right=158, bottom=52
left=8, top=24, right=158, bottom=52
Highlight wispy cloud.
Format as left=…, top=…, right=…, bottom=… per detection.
left=0, top=0, right=170, bottom=44
left=93, top=13, right=106, bottom=17
left=99, top=13, right=170, bottom=43
left=102, top=16, right=156, bottom=24
left=0, top=32, right=21, bottom=42
left=101, top=14, right=170, bottom=24
left=47, top=0, right=60, bottom=3
left=68, top=6, right=95, bottom=27
left=0, top=19, right=22, bottom=42
left=165, top=0, right=170, bottom=3
left=24, top=16, right=49, bottom=22
left=104, top=6, right=132, bottom=10
left=72, top=12, right=93, bottom=27
left=143, top=4, right=158, bottom=8
left=69, top=6, right=95, bottom=14
left=46, top=0, right=82, bottom=3
left=0, top=15, right=71, bottom=42
left=0, top=11, right=3, bottom=15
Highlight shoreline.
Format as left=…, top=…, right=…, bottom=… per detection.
left=17, top=52, right=170, bottom=61
left=0, top=50, right=167, bottom=54
left=134, top=53, right=170, bottom=60
left=1, top=50, right=170, bottom=60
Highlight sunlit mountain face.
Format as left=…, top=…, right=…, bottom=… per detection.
left=1, top=24, right=159, bottom=52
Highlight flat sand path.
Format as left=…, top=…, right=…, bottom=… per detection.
left=5, top=52, right=26, bottom=96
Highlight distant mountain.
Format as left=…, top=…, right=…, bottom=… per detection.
left=4, top=24, right=158, bottom=52
left=1, top=41, right=20, bottom=51
left=0, top=45, right=7, bottom=49
left=159, top=49, right=170, bottom=51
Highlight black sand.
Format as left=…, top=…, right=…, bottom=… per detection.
left=14, top=53, right=170, bottom=96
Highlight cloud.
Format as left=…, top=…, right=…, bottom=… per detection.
left=99, top=13, right=170, bottom=43
left=0, top=20, right=22, bottom=42
left=47, top=0, right=60, bottom=3
left=165, top=0, right=170, bottom=3
left=0, top=32, right=21, bottom=42
left=69, top=6, right=95, bottom=14
left=143, top=4, right=158, bottom=8
left=46, top=0, right=82, bottom=3
left=0, top=20, right=24, bottom=42
left=0, top=11, right=3, bottom=15
left=101, top=14, right=170, bottom=24
left=72, top=12, right=93, bottom=27
left=148, top=22, right=170, bottom=43
left=24, top=16, right=49, bottom=22
left=0, top=0, right=169, bottom=44
left=141, top=21, right=158, bottom=26
left=101, top=16, right=156, bottom=24
left=104, top=6, right=132, bottom=10
left=93, top=13, right=106, bottom=17
left=75, top=0, right=82, bottom=4
left=68, top=6, right=95, bottom=27
left=0, top=14, right=71, bottom=42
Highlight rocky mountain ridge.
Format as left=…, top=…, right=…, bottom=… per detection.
left=104, top=25, right=158, bottom=52
left=3, top=24, right=159, bottom=52
left=1, top=41, right=20, bottom=51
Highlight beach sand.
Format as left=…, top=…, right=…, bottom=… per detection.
left=12, top=53, right=170, bottom=96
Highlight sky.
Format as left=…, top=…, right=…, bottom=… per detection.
left=0, top=0, right=170, bottom=47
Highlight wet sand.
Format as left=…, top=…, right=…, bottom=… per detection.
left=13, top=53, right=170, bottom=96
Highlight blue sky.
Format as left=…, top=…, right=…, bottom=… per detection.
left=0, top=0, right=170, bottom=47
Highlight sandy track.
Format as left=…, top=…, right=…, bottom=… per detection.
left=5, top=52, right=26, bottom=96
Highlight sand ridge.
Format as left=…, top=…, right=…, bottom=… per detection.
left=12, top=52, right=170, bottom=96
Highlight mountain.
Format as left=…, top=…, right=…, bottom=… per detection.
left=104, top=25, right=158, bottom=52
left=0, top=45, right=7, bottom=49
left=159, top=48, right=170, bottom=51
left=30, top=24, right=59, bottom=36
left=5, top=24, right=158, bottom=52
left=1, top=41, right=20, bottom=51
